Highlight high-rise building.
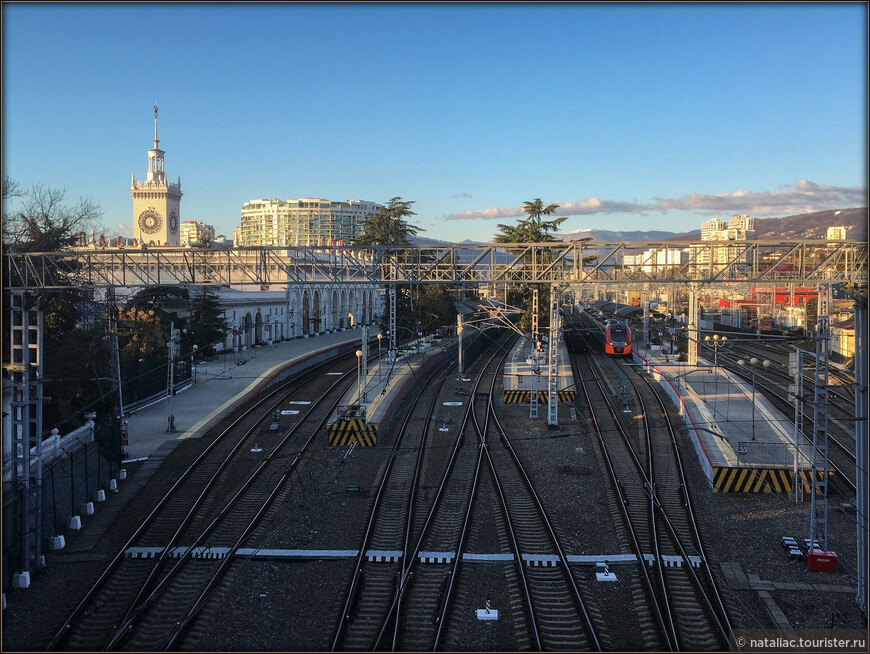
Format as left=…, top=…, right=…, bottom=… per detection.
left=696, top=214, right=757, bottom=266
left=237, top=198, right=382, bottom=247
left=827, top=225, right=847, bottom=240
left=130, top=107, right=182, bottom=246
left=180, top=220, right=216, bottom=246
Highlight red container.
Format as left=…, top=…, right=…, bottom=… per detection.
left=807, top=550, right=838, bottom=572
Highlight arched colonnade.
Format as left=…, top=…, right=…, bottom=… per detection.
left=229, top=284, right=383, bottom=350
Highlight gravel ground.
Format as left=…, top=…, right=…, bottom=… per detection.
left=2, top=338, right=866, bottom=652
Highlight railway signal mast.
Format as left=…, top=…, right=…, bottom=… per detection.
left=547, top=287, right=561, bottom=428
left=809, top=283, right=831, bottom=554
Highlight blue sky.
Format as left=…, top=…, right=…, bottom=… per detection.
left=2, top=2, right=867, bottom=242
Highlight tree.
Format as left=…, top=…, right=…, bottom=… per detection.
left=2, top=180, right=113, bottom=431
left=494, top=198, right=567, bottom=245
left=354, top=197, right=421, bottom=246
left=189, top=286, right=229, bottom=355
left=493, top=199, right=570, bottom=332
left=2, top=181, right=103, bottom=253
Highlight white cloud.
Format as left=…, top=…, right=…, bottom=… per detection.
left=115, top=223, right=134, bottom=236
left=446, top=181, right=867, bottom=221
left=447, top=205, right=525, bottom=220
left=652, top=179, right=868, bottom=216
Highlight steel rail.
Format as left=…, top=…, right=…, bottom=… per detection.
left=370, top=328, right=514, bottom=649
left=634, top=370, right=735, bottom=646
left=472, top=355, right=543, bottom=650
left=44, top=349, right=356, bottom=651
left=162, top=365, right=359, bottom=650
left=576, top=343, right=677, bottom=651
left=432, top=332, right=519, bottom=650
left=622, top=370, right=732, bottom=649
left=568, top=345, right=674, bottom=650
left=488, top=395, right=603, bottom=650
left=115, top=356, right=361, bottom=650
left=583, top=314, right=732, bottom=648
left=330, top=354, right=457, bottom=650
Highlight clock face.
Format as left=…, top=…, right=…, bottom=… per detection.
left=138, top=209, right=163, bottom=234
left=169, top=210, right=178, bottom=233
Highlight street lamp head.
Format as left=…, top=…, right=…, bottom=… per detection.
left=762, top=359, right=770, bottom=368
left=705, top=335, right=711, bottom=342
left=355, top=350, right=362, bottom=358
left=713, top=334, right=719, bottom=341
left=750, top=357, right=758, bottom=366
left=193, top=344, right=198, bottom=351
left=738, top=359, right=746, bottom=366
left=377, top=333, right=382, bottom=341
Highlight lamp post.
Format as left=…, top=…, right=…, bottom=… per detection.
left=191, top=344, right=198, bottom=386
left=739, top=357, right=770, bottom=441
left=376, top=333, right=383, bottom=382
left=704, top=334, right=727, bottom=367
left=704, top=334, right=726, bottom=416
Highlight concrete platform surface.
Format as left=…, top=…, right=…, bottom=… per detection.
left=123, top=330, right=365, bottom=461
left=634, top=347, right=809, bottom=468
left=631, top=345, right=816, bottom=493
left=331, top=335, right=459, bottom=429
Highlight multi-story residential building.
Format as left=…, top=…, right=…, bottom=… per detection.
left=827, top=225, right=847, bottom=240
left=695, top=214, right=757, bottom=266
left=623, top=247, right=688, bottom=273
left=700, top=214, right=756, bottom=241
left=179, top=220, right=216, bottom=246
left=236, top=198, right=383, bottom=247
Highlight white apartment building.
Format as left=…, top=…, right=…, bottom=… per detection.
left=701, top=214, right=756, bottom=241
left=236, top=198, right=383, bottom=247
left=623, top=247, right=688, bottom=273
left=827, top=225, right=847, bottom=240
left=695, top=214, right=757, bottom=266
left=179, top=220, right=216, bottom=246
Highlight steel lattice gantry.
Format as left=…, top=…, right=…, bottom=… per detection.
left=4, top=240, right=868, bottom=290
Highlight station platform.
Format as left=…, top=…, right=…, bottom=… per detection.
left=503, top=337, right=575, bottom=404
left=327, top=335, right=460, bottom=447
left=123, top=329, right=367, bottom=461
left=630, top=344, right=822, bottom=494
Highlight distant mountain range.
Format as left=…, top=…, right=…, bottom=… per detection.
left=414, top=207, right=867, bottom=245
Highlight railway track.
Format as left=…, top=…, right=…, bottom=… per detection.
left=333, top=325, right=606, bottom=651
left=569, top=313, right=732, bottom=651
left=45, top=350, right=364, bottom=651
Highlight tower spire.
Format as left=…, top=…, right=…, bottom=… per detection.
left=153, top=105, right=159, bottom=148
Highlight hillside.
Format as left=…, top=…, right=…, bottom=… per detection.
left=555, top=229, right=692, bottom=242
left=416, top=207, right=867, bottom=245
left=665, top=207, right=867, bottom=242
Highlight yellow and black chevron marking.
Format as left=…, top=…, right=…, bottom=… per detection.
left=713, top=467, right=832, bottom=493
left=503, top=390, right=576, bottom=404
left=328, top=419, right=377, bottom=447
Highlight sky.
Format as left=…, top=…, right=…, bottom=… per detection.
left=2, top=2, right=867, bottom=243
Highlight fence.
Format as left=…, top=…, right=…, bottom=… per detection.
left=3, top=414, right=121, bottom=588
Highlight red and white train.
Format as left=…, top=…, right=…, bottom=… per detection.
left=604, top=320, right=632, bottom=356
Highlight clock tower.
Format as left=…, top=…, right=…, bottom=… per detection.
left=131, top=106, right=182, bottom=245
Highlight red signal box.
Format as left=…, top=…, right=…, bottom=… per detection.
left=807, top=550, right=838, bottom=573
